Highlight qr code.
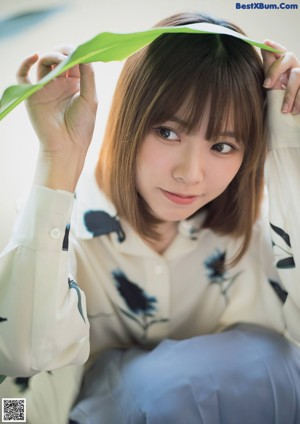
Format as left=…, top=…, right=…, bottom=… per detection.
left=2, top=398, right=26, bottom=422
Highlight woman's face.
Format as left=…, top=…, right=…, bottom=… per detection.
left=136, top=105, right=244, bottom=223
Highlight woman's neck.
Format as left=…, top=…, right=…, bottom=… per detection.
left=146, top=221, right=178, bottom=254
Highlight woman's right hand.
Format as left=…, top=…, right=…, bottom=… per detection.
left=17, top=46, right=98, bottom=191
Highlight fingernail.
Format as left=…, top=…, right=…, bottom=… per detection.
left=281, top=103, right=289, bottom=113
left=263, top=78, right=272, bottom=88
left=292, top=106, right=298, bottom=115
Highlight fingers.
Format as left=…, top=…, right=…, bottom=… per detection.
left=37, top=45, right=76, bottom=80
left=16, top=45, right=76, bottom=85
left=268, top=53, right=300, bottom=114
left=16, top=53, right=39, bottom=84
left=263, top=39, right=286, bottom=56
left=261, top=39, right=285, bottom=77
left=262, top=39, right=300, bottom=114
left=45, top=46, right=98, bottom=108
left=16, top=45, right=97, bottom=111
left=261, top=40, right=286, bottom=90
left=37, top=51, right=68, bottom=79
left=79, top=63, right=98, bottom=109
left=264, top=51, right=299, bottom=89
left=282, top=68, right=300, bottom=114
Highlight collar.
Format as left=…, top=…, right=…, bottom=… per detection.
left=72, top=170, right=206, bottom=246
left=72, top=171, right=123, bottom=240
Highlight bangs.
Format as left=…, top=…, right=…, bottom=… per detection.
left=144, top=33, right=264, bottom=150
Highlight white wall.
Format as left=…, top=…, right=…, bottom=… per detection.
left=0, top=0, right=299, bottom=249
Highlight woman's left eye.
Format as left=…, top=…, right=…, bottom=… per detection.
left=211, top=142, right=236, bottom=154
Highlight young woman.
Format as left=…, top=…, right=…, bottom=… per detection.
left=0, top=12, right=300, bottom=423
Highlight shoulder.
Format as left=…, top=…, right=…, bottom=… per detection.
left=71, top=171, right=125, bottom=242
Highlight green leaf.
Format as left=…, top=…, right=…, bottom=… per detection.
left=0, top=22, right=280, bottom=121
left=0, top=375, right=7, bottom=384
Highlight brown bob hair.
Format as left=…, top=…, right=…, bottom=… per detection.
left=95, top=12, right=267, bottom=263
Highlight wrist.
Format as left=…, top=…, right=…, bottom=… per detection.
left=34, top=150, right=85, bottom=192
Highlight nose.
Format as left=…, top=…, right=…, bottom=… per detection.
left=172, top=146, right=205, bottom=185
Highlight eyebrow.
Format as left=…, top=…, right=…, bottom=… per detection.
left=165, top=116, right=189, bottom=128
left=166, top=117, right=238, bottom=140
left=217, top=131, right=238, bottom=139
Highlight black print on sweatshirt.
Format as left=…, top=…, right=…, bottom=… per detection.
left=270, top=223, right=295, bottom=269
left=62, top=224, right=70, bottom=251
left=13, top=371, right=52, bottom=393
left=204, top=249, right=242, bottom=304
left=0, top=317, right=7, bottom=323
left=112, top=270, right=168, bottom=342
left=14, top=377, right=30, bottom=392
left=268, top=279, right=288, bottom=304
left=68, top=278, right=86, bottom=323
left=84, top=210, right=125, bottom=242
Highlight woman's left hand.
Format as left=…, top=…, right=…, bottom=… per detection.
left=261, top=40, right=300, bottom=114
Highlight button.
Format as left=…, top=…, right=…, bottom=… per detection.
left=50, top=228, right=61, bottom=239
left=154, top=265, right=164, bottom=275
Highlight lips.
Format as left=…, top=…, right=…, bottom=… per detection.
left=161, top=189, right=199, bottom=205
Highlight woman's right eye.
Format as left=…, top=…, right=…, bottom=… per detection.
left=155, top=127, right=180, bottom=141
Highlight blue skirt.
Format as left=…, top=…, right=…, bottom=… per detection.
left=69, top=324, right=300, bottom=424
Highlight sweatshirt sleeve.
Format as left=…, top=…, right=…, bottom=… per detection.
left=0, top=186, right=90, bottom=377
left=265, top=90, right=300, bottom=343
